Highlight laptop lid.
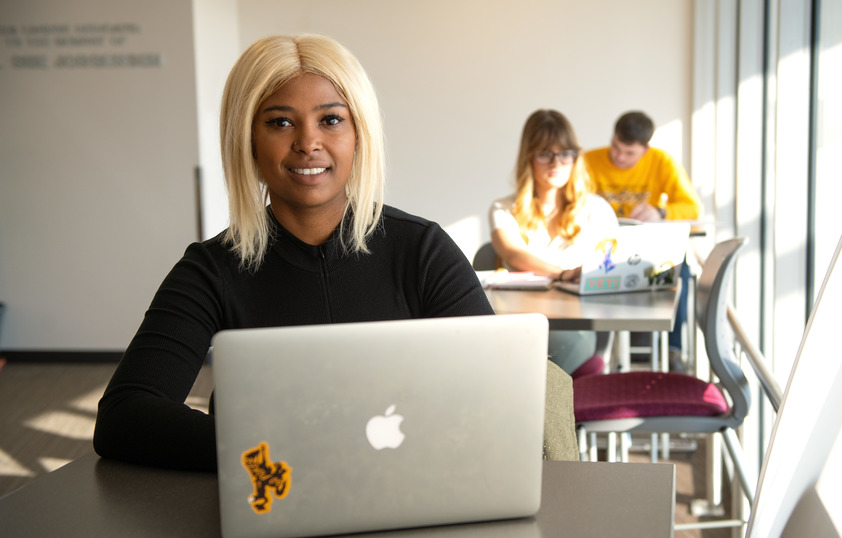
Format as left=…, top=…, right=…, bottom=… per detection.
left=556, top=223, right=690, bottom=295
left=212, top=313, right=549, bottom=538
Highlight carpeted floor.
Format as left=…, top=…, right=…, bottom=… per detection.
left=0, top=360, right=213, bottom=497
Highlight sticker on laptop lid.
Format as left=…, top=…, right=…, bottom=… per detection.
left=584, top=276, right=621, bottom=291
left=595, top=238, right=618, bottom=273
left=646, top=262, right=678, bottom=286
left=241, top=442, right=292, bottom=514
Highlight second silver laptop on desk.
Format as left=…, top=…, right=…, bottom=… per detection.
left=212, top=313, right=548, bottom=538
left=556, top=222, right=690, bottom=295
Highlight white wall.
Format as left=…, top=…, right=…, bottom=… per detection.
left=192, top=0, right=240, bottom=239
left=0, top=0, right=199, bottom=350
left=0, top=0, right=693, bottom=351
left=232, top=0, right=694, bottom=259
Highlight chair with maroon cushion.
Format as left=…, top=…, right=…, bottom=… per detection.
left=573, top=238, right=754, bottom=497
left=569, top=354, right=605, bottom=380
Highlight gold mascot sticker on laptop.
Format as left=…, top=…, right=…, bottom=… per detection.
left=241, top=442, right=292, bottom=514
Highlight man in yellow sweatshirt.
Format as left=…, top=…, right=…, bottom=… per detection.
left=584, top=111, right=701, bottom=222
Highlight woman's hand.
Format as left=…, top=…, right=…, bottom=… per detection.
left=558, top=266, right=582, bottom=282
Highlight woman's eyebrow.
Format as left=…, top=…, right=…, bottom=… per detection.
left=262, top=105, right=294, bottom=114
left=317, top=102, right=348, bottom=111
left=261, top=102, right=347, bottom=114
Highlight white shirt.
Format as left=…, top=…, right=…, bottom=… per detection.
left=489, top=193, right=619, bottom=270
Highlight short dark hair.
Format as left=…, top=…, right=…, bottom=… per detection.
left=614, top=111, right=654, bottom=145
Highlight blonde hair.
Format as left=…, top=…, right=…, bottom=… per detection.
left=512, top=109, right=590, bottom=241
left=220, top=34, right=385, bottom=270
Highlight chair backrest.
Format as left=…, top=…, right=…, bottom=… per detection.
left=472, top=242, right=499, bottom=271
left=695, top=237, right=750, bottom=428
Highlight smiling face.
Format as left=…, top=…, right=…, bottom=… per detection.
left=252, top=72, right=357, bottom=231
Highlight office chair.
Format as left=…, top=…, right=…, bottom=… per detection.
left=471, top=242, right=500, bottom=271
left=574, top=238, right=755, bottom=501
left=472, top=242, right=606, bottom=380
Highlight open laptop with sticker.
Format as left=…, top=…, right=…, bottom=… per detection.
left=212, top=313, right=548, bottom=538
left=555, top=222, right=691, bottom=295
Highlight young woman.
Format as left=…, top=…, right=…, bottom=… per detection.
left=489, top=109, right=618, bottom=374
left=94, top=35, right=493, bottom=471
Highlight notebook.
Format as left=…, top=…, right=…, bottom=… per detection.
left=479, top=270, right=554, bottom=291
left=555, top=222, right=690, bottom=295
left=212, top=313, right=549, bottom=538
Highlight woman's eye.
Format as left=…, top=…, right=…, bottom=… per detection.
left=322, top=115, right=344, bottom=126
left=266, top=117, right=293, bottom=128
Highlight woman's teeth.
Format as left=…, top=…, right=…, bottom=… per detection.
left=290, top=167, right=327, bottom=175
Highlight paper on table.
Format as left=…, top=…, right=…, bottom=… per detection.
left=479, top=270, right=554, bottom=291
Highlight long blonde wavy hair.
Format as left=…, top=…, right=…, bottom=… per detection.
left=512, top=109, right=590, bottom=242
left=220, top=34, right=385, bottom=271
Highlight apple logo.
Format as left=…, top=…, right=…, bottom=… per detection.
left=365, top=404, right=406, bottom=450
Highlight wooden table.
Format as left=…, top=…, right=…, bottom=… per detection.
left=0, top=454, right=675, bottom=537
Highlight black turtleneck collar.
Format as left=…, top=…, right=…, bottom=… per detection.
left=265, top=206, right=352, bottom=262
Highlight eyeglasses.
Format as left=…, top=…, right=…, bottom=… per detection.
left=533, top=149, right=579, bottom=165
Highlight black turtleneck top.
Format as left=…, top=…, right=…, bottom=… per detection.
left=93, top=206, right=493, bottom=471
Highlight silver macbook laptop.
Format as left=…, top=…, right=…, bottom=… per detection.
left=212, top=313, right=549, bottom=538
left=556, top=222, right=690, bottom=295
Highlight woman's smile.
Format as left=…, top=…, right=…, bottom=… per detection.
left=289, top=167, right=328, bottom=176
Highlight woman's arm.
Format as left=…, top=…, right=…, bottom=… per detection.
left=488, top=197, right=576, bottom=280
left=93, top=243, right=224, bottom=471
left=491, top=228, right=566, bottom=279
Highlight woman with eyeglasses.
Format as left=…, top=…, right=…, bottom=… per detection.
left=488, top=109, right=618, bottom=375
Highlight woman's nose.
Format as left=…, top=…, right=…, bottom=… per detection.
left=293, top=125, right=321, bottom=152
